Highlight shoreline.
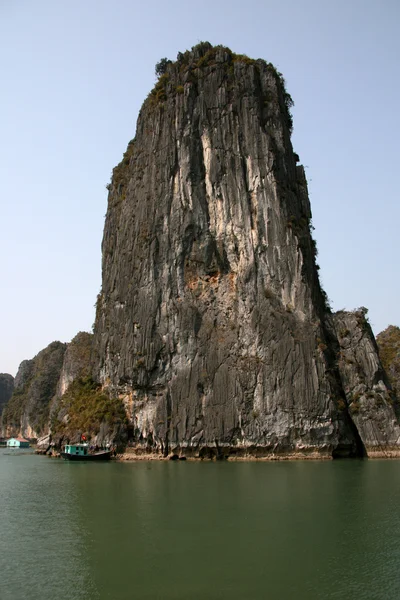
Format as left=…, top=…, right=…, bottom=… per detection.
left=32, top=446, right=400, bottom=461
left=115, top=453, right=332, bottom=462
left=115, top=450, right=400, bottom=462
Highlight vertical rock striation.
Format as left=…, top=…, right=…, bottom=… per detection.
left=0, top=373, right=14, bottom=433
left=91, top=43, right=400, bottom=458
left=334, top=311, right=400, bottom=457
left=48, top=331, right=94, bottom=436
left=377, top=325, right=400, bottom=396
left=53, top=332, right=93, bottom=398
left=2, top=342, right=66, bottom=438
left=2, top=333, right=94, bottom=440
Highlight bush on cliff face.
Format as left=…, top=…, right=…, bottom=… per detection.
left=377, top=325, right=400, bottom=394
left=53, top=377, right=127, bottom=441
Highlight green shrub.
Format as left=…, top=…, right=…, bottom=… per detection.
left=149, top=73, right=169, bottom=105
left=232, top=53, right=256, bottom=66
left=155, top=58, right=171, bottom=77
left=112, top=139, right=135, bottom=191
left=53, top=377, right=127, bottom=439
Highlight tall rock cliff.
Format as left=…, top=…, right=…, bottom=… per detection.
left=53, top=331, right=93, bottom=398
left=92, top=43, right=400, bottom=458
left=48, top=332, right=94, bottom=440
left=2, top=342, right=66, bottom=438
left=0, top=373, right=14, bottom=431
left=2, top=333, right=96, bottom=440
left=334, top=311, right=400, bottom=457
left=377, top=325, right=400, bottom=395
left=49, top=332, right=127, bottom=448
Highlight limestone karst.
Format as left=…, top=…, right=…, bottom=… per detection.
left=92, top=43, right=400, bottom=458
left=3, top=43, right=399, bottom=457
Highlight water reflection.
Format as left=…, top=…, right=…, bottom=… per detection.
left=1, top=455, right=400, bottom=599
left=0, top=451, right=98, bottom=600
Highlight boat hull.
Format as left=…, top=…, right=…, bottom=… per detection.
left=60, top=451, right=112, bottom=461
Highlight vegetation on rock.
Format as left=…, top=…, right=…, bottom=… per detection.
left=155, top=57, right=171, bottom=77
left=377, top=325, right=400, bottom=394
left=61, top=331, right=92, bottom=381
left=52, top=377, right=127, bottom=442
left=108, top=138, right=135, bottom=203
left=149, top=42, right=294, bottom=135
left=107, top=42, right=296, bottom=222
left=2, top=342, right=66, bottom=436
left=0, top=373, right=14, bottom=418
left=1, top=333, right=96, bottom=440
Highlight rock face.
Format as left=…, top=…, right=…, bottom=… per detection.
left=377, top=325, right=400, bottom=395
left=92, top=42, right=400, bottom=458
left=55, top=332, right=93, bottom=397
left=2, top=342, right=67, bottom=438
left=2, top=333, right=93, bottom=440
left=51, top=376, right=127, bottom=449
left=47, top=331, right=126, bottom=448
left=0, top=373, right=14, bottom=429
left=334, top=310, right=400, bottom=457
left=48, top=332, right=94, bottom=440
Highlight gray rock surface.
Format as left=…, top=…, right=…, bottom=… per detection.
left=376, top=325, right=400, bottom=395
left=7, top=44, right=396, bottom=457
left=2, top=342, right=66, bottom=438
left=49, top=331, right=93, bottom=425
left=2, top=333, right=93, bottom=440
left=0, top=373, right=14, bottom=431
left=14, top=359, right=34, bottom=391
left=55, top=332, right=93, bottom=397
left=92, top=43, right=399, bottom=458
left=334, top=310, right=400, bottom=457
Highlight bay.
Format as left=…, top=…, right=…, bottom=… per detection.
left=1, top=451, right=400, bottom=600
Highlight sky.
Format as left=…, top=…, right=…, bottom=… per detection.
left=1, top=0, right=399, bottom=376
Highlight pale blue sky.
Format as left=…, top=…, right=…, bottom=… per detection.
left=1, top=0, right=399, bottom=376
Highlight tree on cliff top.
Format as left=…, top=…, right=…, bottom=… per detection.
left=155, top=58, right=170, bottom=77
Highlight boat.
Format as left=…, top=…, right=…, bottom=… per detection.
left=60, top=443, right=112, bottom=461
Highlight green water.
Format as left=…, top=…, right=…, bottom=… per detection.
left=1, top=452, right=400, bottom=600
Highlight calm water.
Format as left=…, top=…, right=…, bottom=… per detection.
left=1, top=452, right=400, bottom=600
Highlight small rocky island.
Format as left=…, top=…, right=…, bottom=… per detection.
left=2, top=43, right=400, bottom=459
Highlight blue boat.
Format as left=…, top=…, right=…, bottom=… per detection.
left=61, top=443, right=111, bottom=461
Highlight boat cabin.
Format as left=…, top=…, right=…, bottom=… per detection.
left=7, top=437, right=30, bottom=448
left=64, top=444, right=89, bottom=456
